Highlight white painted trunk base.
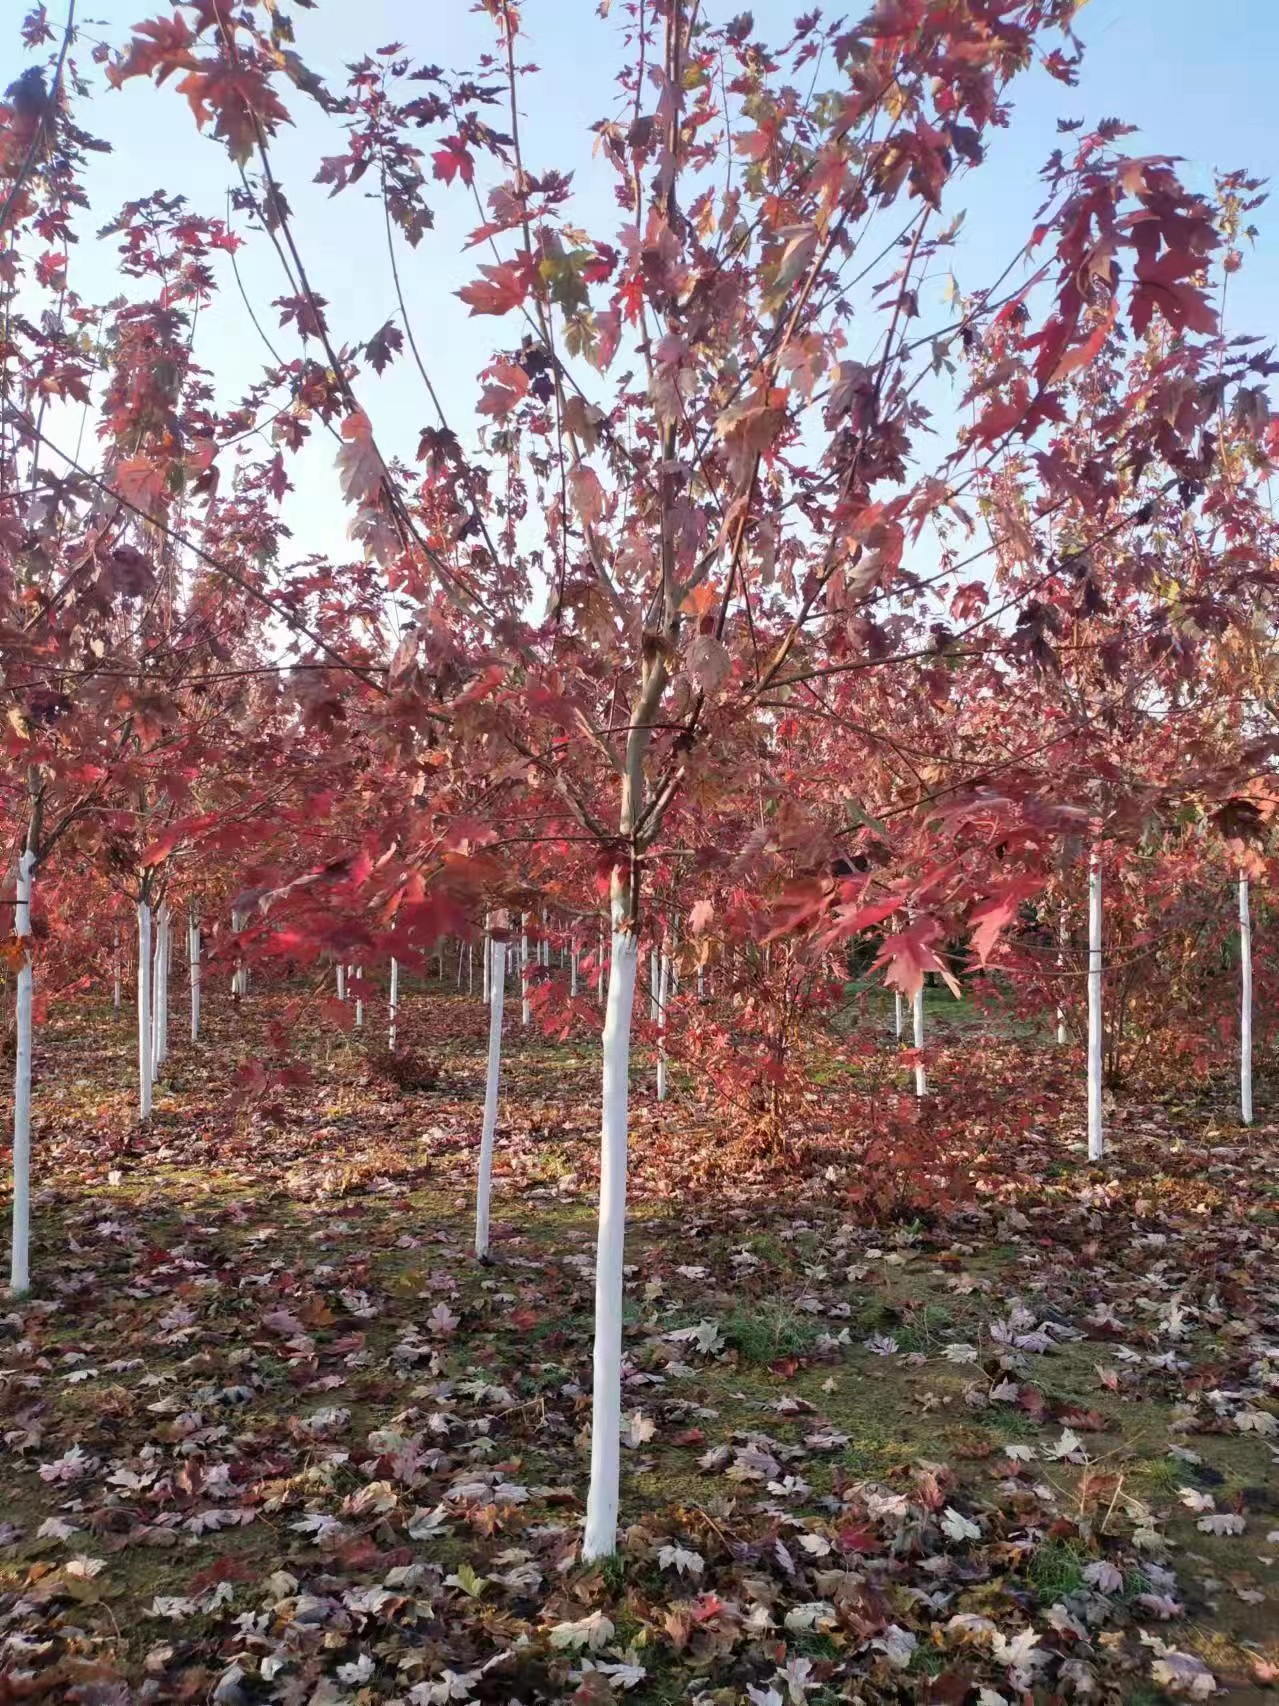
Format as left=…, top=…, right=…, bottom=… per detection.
left=475, top=940, right=507, bottom=1259
left=389, top=957, right=400, bottom=1051
left=912, top=986, right=926, bottom=1098
left=189, top=919, right=201, bottom=1043
left=1240, top=873, right=1253, bottom=1127
left=10, top=851, right=35, bottom=1295
left=582, top=930, right=639, bottom=1560
left=1087, top=852, right=1104, bottom=1162
left=138, top=902, right=153, bottom=1122
left=656, top=951, right=670, bottom=1101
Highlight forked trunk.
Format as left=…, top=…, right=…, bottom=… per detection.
left=1087, top=850, right=1104, bottom=1161
left=582, top=926, right=639, bottom=1560
left=10, top=850, right=35, bottom=1295
left=475, top=939, right=507, bottom=1259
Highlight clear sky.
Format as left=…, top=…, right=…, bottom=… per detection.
left=28, top=0, right=1279, bottom=569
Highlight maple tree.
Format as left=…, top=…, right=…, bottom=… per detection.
left=1, top=2, right=1277, bottom=1666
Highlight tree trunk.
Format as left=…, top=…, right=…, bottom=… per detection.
left=138, top=901, right=153, bottom=1122
left=475, top=939, right=507, bottom=1260
left=649, top=948, right=659, bottom=1023
left=912, top=985, right=926, bottom=1098
left=10, top=850, right=35, bottom=1295
left=894, top=989, right=904, bottom=1041
left=189, top=916, right=201, bottom=1042
left=1240, top=872, right=1253, bottom=1127
left=113, top=930, right=122, bottom=1012
left=467, top=942, right=474, bottom=996
left=354, top=966, right=364, bottom=1028
left=152, top=902, right=169, bottom=1077
left=582, top=927, right=639, bottom=1560
left=336, top=963, right=346, bottom=1002
left=482, top=921, right=491, bottom=1003
left=1056, top=899, right=1069, bottom=1046
left=521, top=914, right=531, bottom=1027
left=389, top=956, right=400, bottom=1051
left=231, top=907, right=248, bottom=999
left=656, top=949, right=670, bottom=1101
left=1087, top=850, right=1104, bottom=1162
left=570, top=938, right=579, bottom=998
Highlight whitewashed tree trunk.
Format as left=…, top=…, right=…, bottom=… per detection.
left=112, top=930, right=122, bottom=1012
left=467, top=942, right=474, bottom=996
left=1087, top=850, right=1104, bottom=1162
left=582, top=928, right=639, bottom=1561
left=1240, top=872, right=1253, bottom=1127
left=597, top=927, right=606, bottom=1000
left=570, top=939, right=579, bottom=998
left=138, top=901, right=153, bottom=1122
left=189, top=916, right=200, bottom=1042
left=152, top=903, right=169, bottom=1077
left=336, top=963, right=346, bottom=1002
left=230, top=907, right=248, bottom=999
left=656, top=950, right=670, bottom=1101
left=649, top=948, right=659, bottom=1023
left=482, top=922, right=491, bottom=1003
left=10, top=850, right=35, bottom=1296
left=894, top=989, right=904, bottom=1040
left=456, top=941, right=465, bottom=987
left=389, top=957, right=400, bottom=1050
left=1056, top=899, right=1069, bottom=1045
left=912, top=984, right=926, bottom=1098
left=521, top=914, right=531, bottom=1027
left=475, top=939, right=507, bottom=1259
left=354, top=966, right=365, bottom=1029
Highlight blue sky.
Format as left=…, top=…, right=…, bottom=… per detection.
left=33, top=0, right=1279, bottom=570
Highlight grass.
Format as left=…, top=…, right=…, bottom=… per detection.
left=719, top=1298, right=826, bottom=1363
left=1030, top=1538, right=1089, bottom=1601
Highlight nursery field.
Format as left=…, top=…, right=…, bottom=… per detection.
left=3, top=983, right=1278, bottom=1705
